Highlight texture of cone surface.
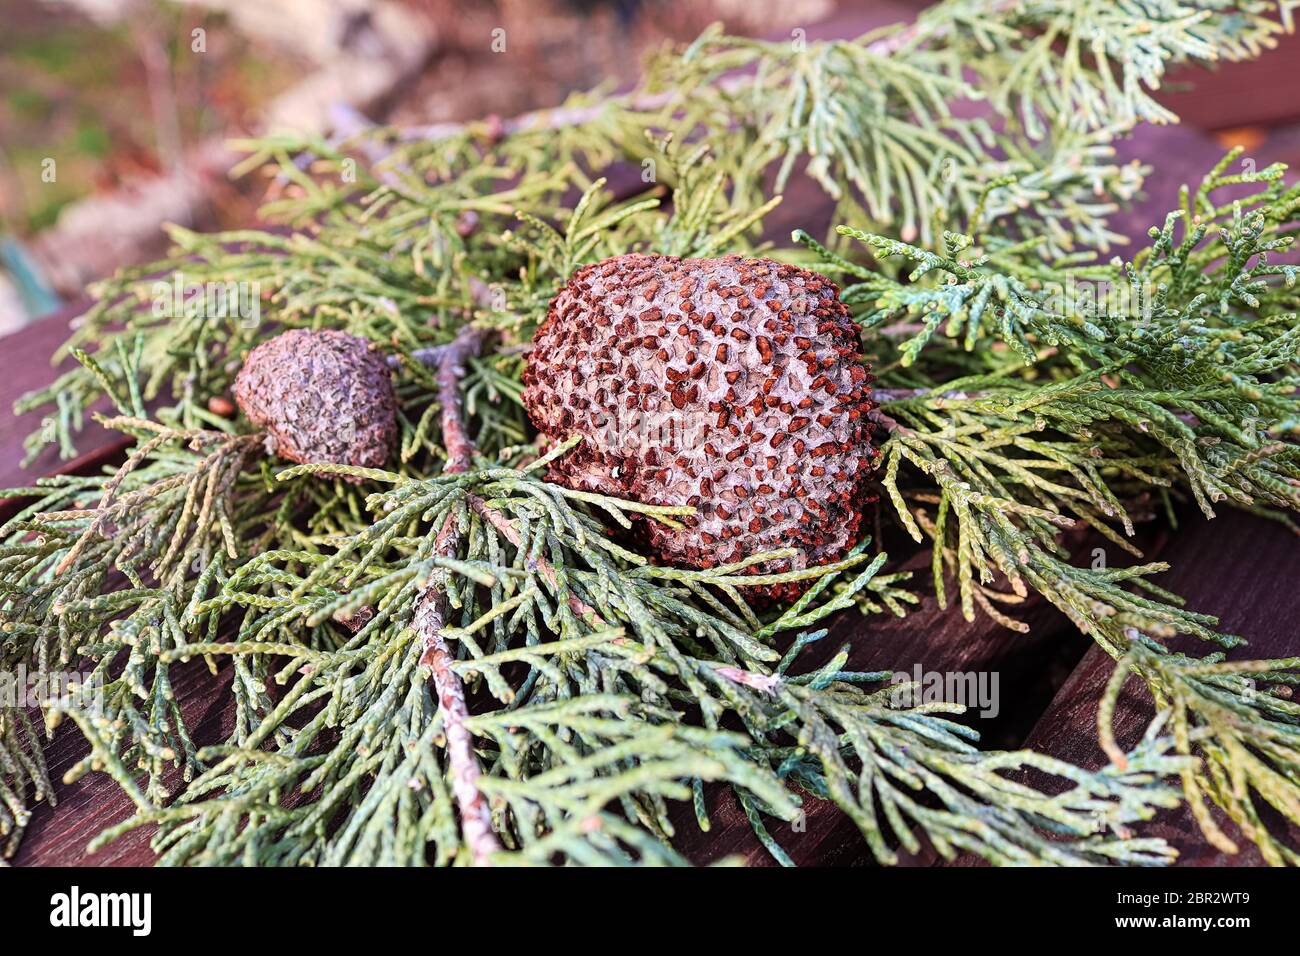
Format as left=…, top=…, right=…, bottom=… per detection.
left=234, top=328, right=398, bottom=478
left=523, top=253, right=875, bottom=597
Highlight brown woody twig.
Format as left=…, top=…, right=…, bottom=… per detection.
left=411, top=324, right=499, bottom=865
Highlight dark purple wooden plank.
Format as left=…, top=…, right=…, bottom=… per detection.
left=12, top=662, right=236, bottom=867
left=9, top=3, right=1300, bottom=869
left=1012, top=509, right=1300, bottom=867
left=1156, top=31, right=1300, bottom=131
left=0, top=305, right=111, bottom=490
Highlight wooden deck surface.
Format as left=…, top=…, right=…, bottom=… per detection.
left=4, top=5, right=1300, bottom=867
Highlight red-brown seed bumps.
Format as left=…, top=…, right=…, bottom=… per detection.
left=234, top=329, right=398, bottom=481
left=522, top=253, right=875, bottom=600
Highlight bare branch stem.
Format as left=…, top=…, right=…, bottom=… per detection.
left=436, top=326, right=486, bottom=474
left=413, top=554, right=498, bottom=865
left=411, top=323, right=498, bottom=864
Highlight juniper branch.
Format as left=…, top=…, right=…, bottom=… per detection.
left=5, top=14, right=1300, bottom=869
left=19, top=7, right=1294, bottom=462
left=802, top=154, right=1300, bottom=860
left=102, top=459, right=1183, bottom=867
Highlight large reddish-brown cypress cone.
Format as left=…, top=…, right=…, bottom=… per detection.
left=522, top=253, right=875, bottom=598
left=233, top=328, right=398, bottom=479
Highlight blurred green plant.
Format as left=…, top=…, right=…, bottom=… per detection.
left=4, top=6, right=1300, bottom=867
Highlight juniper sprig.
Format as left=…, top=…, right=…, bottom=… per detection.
left=4, top=7, right=1300, bottom=866
left=800, top=149, right=1300, bottom=857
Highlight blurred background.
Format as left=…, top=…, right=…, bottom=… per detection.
left=3, top=0, right=1300, bottom=336
left=0, top=0, right=851, bottom=334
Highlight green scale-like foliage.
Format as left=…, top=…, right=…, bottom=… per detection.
left=801, top=149, right=1300, bottom=860
left=3, top=4, right=1300, bottom=866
